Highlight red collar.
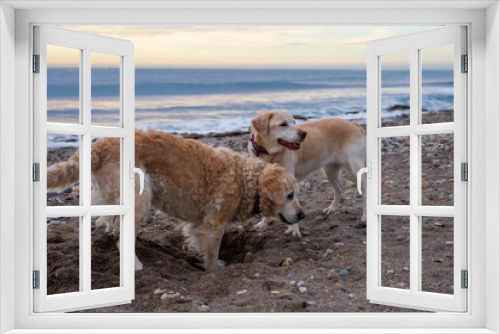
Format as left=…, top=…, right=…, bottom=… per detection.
left=250, top=133, right=269, bottom=157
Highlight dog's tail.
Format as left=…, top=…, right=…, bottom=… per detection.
left=47, top=151, right=81, bottom=192
left=353, top=121, right=366, bottom=136
left=47, top=142, right=106, bottom=192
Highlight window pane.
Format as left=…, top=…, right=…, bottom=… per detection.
left=47, top=216, right=80, bottom=295
left=47, top=45, right=80, bottom=124
left=91, top=137, right=121, bottom=206
left=47, top=134, right=81, bottom=206
left=381, top=216, right=410, bottom=289
left=381, top=52, right=410, bottom=127
left=420, top=45, right=454, bottom=124
left=92, top=215, right=121, bottom=290
left=421, top=134, right=454, bottom=206
left=91, top=52, right=121, bottom=127
left=421, top=217, right=454, bottom=294
left=381, top=136, right=410, bottom=205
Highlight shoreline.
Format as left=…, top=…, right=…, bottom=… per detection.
left=140, top=108, right=445, bottom=140
left=46, top=107, right=450, bottom=148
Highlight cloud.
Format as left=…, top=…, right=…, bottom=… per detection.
left=68, top=26, right=325, bottom=49
left=336, top=28, right=391, bottom=46
left=59, top=26, right=440, bottom=68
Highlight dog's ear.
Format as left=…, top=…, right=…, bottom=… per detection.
left=252, top=112, right=273, bottom=136
left=259, top=165, right=286, bottom=213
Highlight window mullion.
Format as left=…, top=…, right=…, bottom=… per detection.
left=409, top=47, right=420, bottom=295
left=81, top=47, right=92, bottom=294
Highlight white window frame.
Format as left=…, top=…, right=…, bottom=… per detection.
left=0, top=1, right=499, bottom=333
left=33, top=25, right=136, bottom=313
left=365, top=26, right=468, bottom=312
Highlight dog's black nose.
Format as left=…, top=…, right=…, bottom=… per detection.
left=297, top=211, right=306, bottom=221
left=299, top=130, right=307, bottom=141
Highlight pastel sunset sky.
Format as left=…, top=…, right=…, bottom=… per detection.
left=51, top=26, right=453, bottom=69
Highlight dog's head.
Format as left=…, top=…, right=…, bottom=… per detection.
left=258, top=164, right=305, bottom=225
left=251, top=110, right=307, bottom=154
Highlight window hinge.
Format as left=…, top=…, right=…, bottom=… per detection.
left=461, top=162, right=468, bottom=181
left=33, top=54, right=40, bottom=73
left=461, top=270, right=468, bottom=289
left=461, top=54, right=468, bottom=73
left=33, top=270, right=40, bottom=289
left=33, top=163, right=40, bottom=182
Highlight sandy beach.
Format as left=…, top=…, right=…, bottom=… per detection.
left=46, top=109, right=455, bottom=312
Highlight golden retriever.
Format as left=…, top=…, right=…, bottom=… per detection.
left=248, top=110, right=366, bottom=237
left=47, top=128, right=304, bottom=271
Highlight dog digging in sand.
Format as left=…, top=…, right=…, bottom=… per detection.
left=47, top=128, right=305, bottom=271
left=249, top=110, right=366, bottom=237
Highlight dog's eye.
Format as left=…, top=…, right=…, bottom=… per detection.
left=287, top=192, right=294, bottom=200
left=280, top=123, right=288, bottom=127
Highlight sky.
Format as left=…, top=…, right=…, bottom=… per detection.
left=49, top=26, right=453, bottom=69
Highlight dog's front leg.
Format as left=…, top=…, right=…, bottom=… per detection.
left=191, top=218, right=226, bottom=271
left=284, top=224, right=301, bottom=238
left=204, top=221, right=226, bottom=271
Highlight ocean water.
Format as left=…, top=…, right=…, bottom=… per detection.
left=47, top=68, right=453, bottom=149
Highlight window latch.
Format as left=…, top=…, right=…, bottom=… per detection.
left=357, top=162, right=371, bottom=195
left=129, top=162, right=145, bottom=195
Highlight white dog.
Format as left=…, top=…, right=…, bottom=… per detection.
left=248, top=110, right=366, bottom=237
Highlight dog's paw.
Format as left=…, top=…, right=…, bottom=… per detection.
left=217, top=260, right=226, bottom=269
left=323, top=205, right=337, bottom=215
left=284, top=224, right=301, bottom=238
left=255, top=218, right=270, bottom=231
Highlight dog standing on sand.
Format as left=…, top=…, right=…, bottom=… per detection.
left=47, top=128, right=305, bottom=271
left=248, top=110, right=366, bottom=237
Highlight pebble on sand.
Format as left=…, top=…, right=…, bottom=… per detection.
left=154, top=288, right=166, bottom=295
left=236, top=289, right=247, bottom=295
left=338, top=269, right=350, bottom=276
left=323, top=248, right=334, bottom=258
left=200, top=305, right=210, bottom=312
left=161, top=292, right=180, bottom=301
left=282, top=257, right=293, bottom=267
left=327, top=269, right=336, bottom=279
left=244, top=252, right=254, bottom=264
left=345, top=181, right=356, bottom=188
left=299, top=287, right=308, bottom=293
